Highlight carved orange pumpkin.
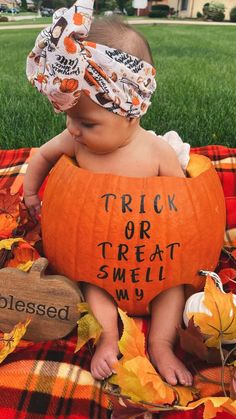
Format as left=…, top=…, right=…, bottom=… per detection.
left=41, top=154, right=226, bottom=316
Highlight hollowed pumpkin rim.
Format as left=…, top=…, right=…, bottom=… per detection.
left=61, top=153, right=211, bottom=180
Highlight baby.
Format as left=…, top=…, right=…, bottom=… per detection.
left=24, top=1, right=192, bottom=387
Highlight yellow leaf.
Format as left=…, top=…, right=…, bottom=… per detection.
left=17, top=260, right=34, bottom=272
left=0, top=319, right=31, bottom=363
left=0, top=238, right=24, bottom=251
left=190, top=276, right=236, bottom=347
left=75, top=302, right=102, bottom=352
left=109, top=309, right=197, bottom=408
left=118, top=308, right=145, bottom=359
left=116, top=355, right=175, bottom=404
left=173, top=385, right=196, bottom=406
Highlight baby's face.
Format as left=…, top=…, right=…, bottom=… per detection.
left=66, top=94, right=136, bottom=154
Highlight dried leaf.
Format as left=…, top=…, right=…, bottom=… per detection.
left=17, top=260, right=34, bottom=272
left=218, top=268, right=236, bottom=285
left=107, top=393, right=154, bottom=419
left=75, top=302, right=102, bottom=352
left=0, top=214, right=18, bottom=239
left=113, top=310, right=196, bottom=407
left=0, top=319, right=31, bottom=363
left=190, top=276, right=236, bottom=347
left=118, top=308, right=145, bottom=359
left=15, top=201, right=41, bottom=245
left=173, top=384, right=196, bottom=405
left=0, top=248, right=13, bottom=269
left=175, top=396, right=235, bottom=419
left=178, top=317, right=208, bottom=360
left=0, top=189, right=20, bottom=217
left=0, top=238, right=24, bottom=251
left=116, top=355, right=175, bottom=405
left=7, top=241, right=39, bottom=268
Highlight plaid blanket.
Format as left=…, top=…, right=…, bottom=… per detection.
left=0, top=145, right=235, bottom=419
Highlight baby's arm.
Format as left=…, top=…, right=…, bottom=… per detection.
left=24, top=129, right=75, bottom=216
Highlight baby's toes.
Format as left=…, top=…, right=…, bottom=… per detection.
left=106, top=354, right=118, bottom=374
left=176, top=368, right=192, bottom=386
left=184, top=371, right=193, bottom=387
left=164, top=367, right=178, bottom=386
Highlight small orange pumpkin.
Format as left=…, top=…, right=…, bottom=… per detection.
left=60, top=78, right=79, bottom=93
left=41, top=154, right=226, bottom=316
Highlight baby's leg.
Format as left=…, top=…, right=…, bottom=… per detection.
left=81, top=283, right=119, bottom=380
left=148, top=285, right=192, bottom=386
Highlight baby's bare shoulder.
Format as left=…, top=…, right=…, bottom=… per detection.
left=142, top=131, right=174, bottom=154
left=142, top=130, right=184, bottom=177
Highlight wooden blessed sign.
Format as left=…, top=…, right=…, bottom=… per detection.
left=0, top=258, right=83, bottom=342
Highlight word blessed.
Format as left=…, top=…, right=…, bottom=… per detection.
left=0, top=294, right=69, bottom=321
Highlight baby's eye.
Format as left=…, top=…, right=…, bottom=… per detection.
left=82, top=122, right=96, bottom=128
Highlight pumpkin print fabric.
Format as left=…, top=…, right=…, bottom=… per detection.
left=26, top=0, right=156, bottom=117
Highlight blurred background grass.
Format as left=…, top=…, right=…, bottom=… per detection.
left=0, top=24, right=236, bottom=149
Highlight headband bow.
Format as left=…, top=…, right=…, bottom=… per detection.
left=26, top=0, right=156, bottom=117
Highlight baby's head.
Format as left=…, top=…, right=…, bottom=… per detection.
left=86, top=16, right=154, bottom=66
left=65, top=17, right=155, bottom=153
left=27, top=1, right=156, bottom=127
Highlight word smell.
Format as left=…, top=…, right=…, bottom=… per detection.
left=0, top=294, right=69, bottom=320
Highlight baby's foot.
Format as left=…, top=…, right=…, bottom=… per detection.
left=148, top=341, right=193, bottom=387
left=90, top=333, right=119, bottom=380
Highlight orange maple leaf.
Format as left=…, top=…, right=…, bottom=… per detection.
left=7, top=241, right=39, bottom=269
left=0, top=189, right=21, bottom=238
left=118, top=308, right=145, bottom=359
left=189, top=276, right=236, bottom=347
left=0, top=214, right=18, bottom=239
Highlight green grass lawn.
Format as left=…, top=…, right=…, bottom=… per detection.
left=0, top=17, right=51, bottom=25
left=0, top=24, right=236, bottom=149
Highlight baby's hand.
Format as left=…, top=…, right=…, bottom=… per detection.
left=23, top=194, right=41, bottom=220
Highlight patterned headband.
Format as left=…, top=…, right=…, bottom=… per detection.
left=26, top=0, right=156, bottom=117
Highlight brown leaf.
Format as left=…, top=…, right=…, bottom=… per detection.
left=0, top=248, right=13, bottom=268
left=218, top=268, right=236, bottom=285
left=13, top=201, right=41, bottom=245
left=178, top=317, right=208, bottom=360
left=108, top=394, right=150, bottom=419
left=0, top=189, right=20, bottom=218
